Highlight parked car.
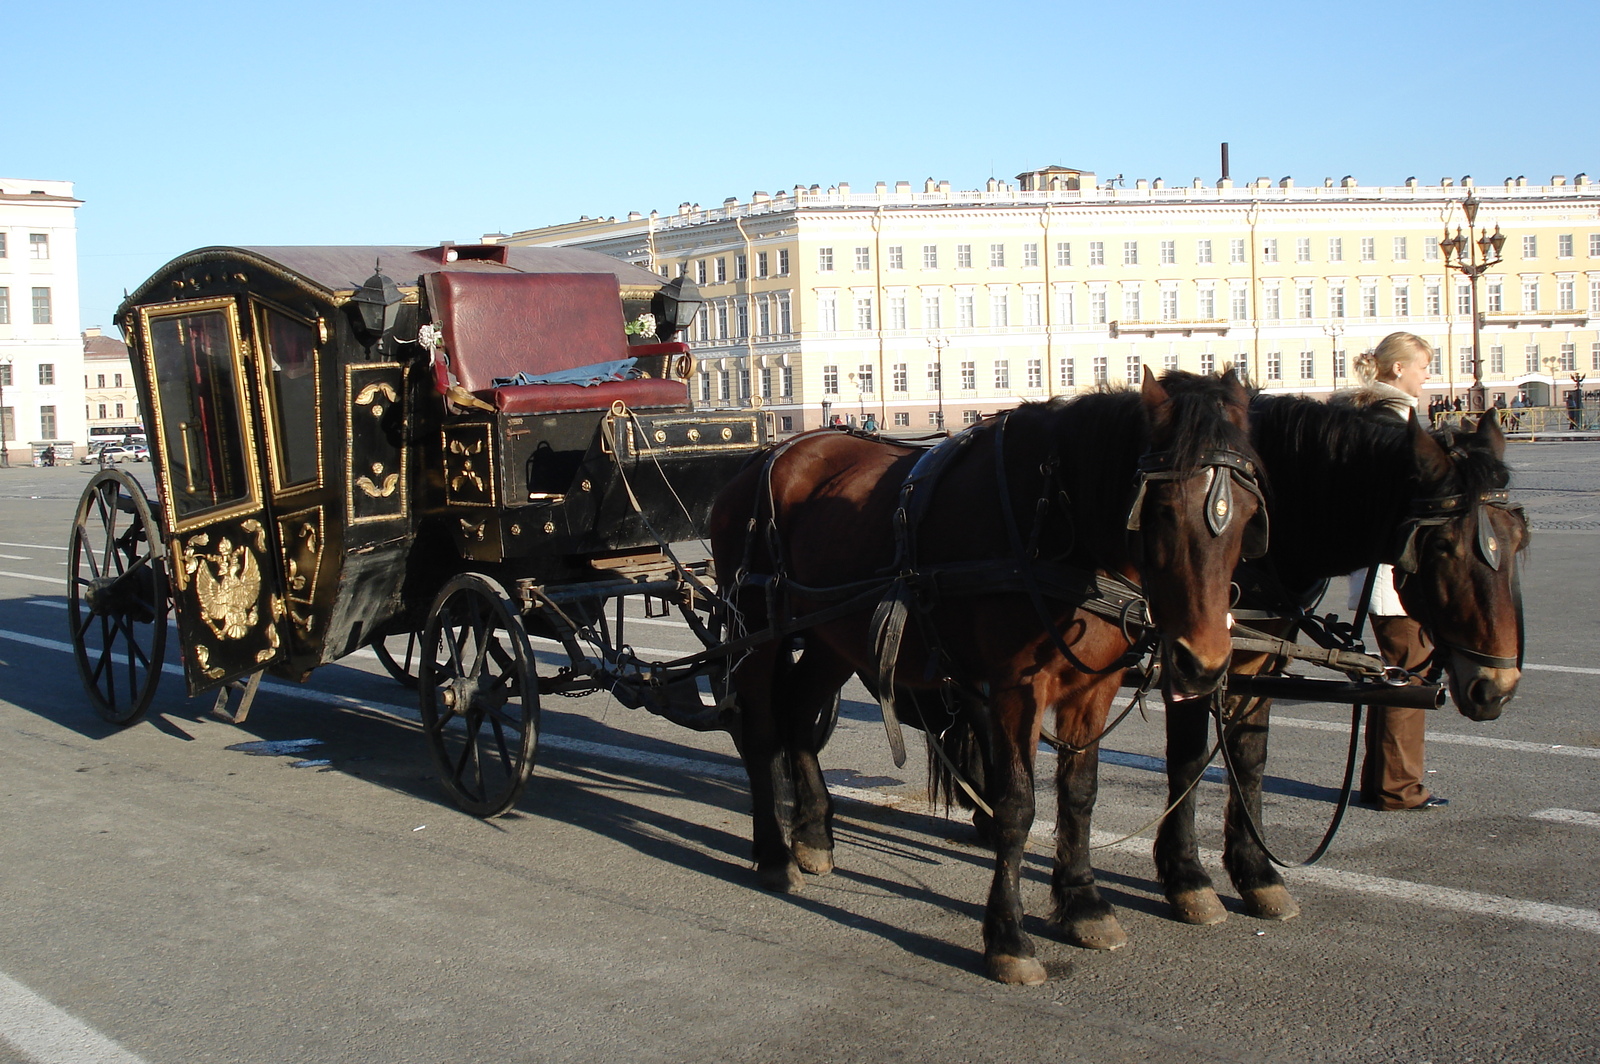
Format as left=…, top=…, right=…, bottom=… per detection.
left=93, top=445, right=141, bottom=464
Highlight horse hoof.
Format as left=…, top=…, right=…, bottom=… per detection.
left=986, top=954, right=1048, bottom=985
left=1066, top=914, right=1128, bottom=951
left=1169, top=888, right=1228, bottom=926
left=1243, top=885, right=1300, bottom=921
left=758, top=862, right=805, bottom=894
left=792, top=842, right=834, bottom=876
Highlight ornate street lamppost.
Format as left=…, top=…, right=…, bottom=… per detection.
left=1322, top=322, right=1345, bottom=384
left=1440, top=194, right=1506, bottom=412
left=926, top=333, right=948, bottom=431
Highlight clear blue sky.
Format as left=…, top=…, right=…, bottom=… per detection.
left=8, top=0, right=1595, bottom=332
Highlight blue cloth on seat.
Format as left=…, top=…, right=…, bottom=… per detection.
left=492, top=358, right=640, bottom=388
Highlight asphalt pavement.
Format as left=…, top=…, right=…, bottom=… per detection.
left=0, top=449, right=1596, bottom=1064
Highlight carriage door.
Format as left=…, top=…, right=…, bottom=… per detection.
left=140, top=298, right=286, bottom=695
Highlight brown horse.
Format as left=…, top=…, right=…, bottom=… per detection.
left=708, top=370, right=1264, bottom=984
left=1139, top=403, right=1527, bottom=930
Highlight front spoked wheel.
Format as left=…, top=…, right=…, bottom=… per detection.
left=68, top=470, right=169, bottom=725
left=418, top=574, right=539, bottom=817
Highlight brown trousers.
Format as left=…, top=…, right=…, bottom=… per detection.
left=1360, top=615, right=1434, bottom=810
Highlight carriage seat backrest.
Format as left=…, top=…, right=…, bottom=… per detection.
left=424, top=271, right=630, bottom=395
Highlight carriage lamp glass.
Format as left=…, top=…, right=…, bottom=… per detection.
left=651, top=276, right=703, bottom=341
left=349, top=265, right=404, bottom=340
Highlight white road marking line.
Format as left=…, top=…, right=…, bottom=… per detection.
left=2, top=627, right=1597, bottom=939
left=0, top=543, right=67, bottom=552
left=0, top=571, right=63, bottom=587
left=0, top=554, right=33, bottom=561
left=0, top=971, right=151, bottom=1064
left=1524, top=663, right=1600, bottom=676
left=1531, top=808, right=1600, bottom=829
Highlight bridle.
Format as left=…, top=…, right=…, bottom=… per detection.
left=1393, top=486, right=1526, bottom=671
left=1127, top=448, right=1270, bottom=560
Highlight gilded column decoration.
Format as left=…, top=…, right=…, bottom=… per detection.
left=443, top=423, right=496, bottom=508
left=346, top=364, right=408, bottom=525
left=277, top=506, right=324, bottom=633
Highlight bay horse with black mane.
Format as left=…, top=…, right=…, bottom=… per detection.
left=708, top=370, right=1264, bottom=984
left=1049, top=400, right=1526, bottom=945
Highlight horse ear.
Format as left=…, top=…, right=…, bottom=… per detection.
left=1409, top=410, right=1453, bottom=483
left=1140, top=366, right=1169, bottom=408
left=1222, top=368, right=1250, bottom=407
left=1474, top=409, right=1507, bottom=460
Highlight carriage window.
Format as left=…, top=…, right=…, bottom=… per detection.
left=148, top=310, right=251, bottom=521
left=259, top=308, right=319, bottom=489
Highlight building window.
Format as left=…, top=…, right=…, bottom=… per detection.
left=1055, top=241, right=1071, bottom=267
left=1425, top=235, right=1440, bottom=261
left=757, top=299, right=772, bottom=335
left=738, top=367, right=751, bottom=399
left=1592, top=280, right=1600, bottom=312
left=1296, top=237, right=1311, bottom=263
left=855, top=297, right=873, bottom=331
left=1088, top=241, right=1105, bottom=266
left=1557, top=233, right=1574, bottom=257
left=1360, top=237, right=1376, bottom=262
left=1266, top=352, right=1282, bottom=380
left=1394, top=285, right=1410, bottom=318
left=1022, top=242, right=1039, bottom=267
left=778, top=249, right=790, bottom=275
left=1093, top=354, right=1108, bottom=383
left=1332, top=347, right=1346, bottom=377
left=994, top=360, right=1010, bottom=389
left=1230, top=288, right=1248, bottom=320
left=1558, top=279, right=1576, bottom=311
left=735, top=255, right=747, bottom=280
left=1164, top=349, right=1178, bottom=372
left=957, top=294, right=975, bottom=328
left=696, top=260, right=707, bottom=285
left=0, top=288, right=9, bottom=325
left=889, top=295, right=907, bottom=330
left=1160, top=240, right=1176, bottom=265
left=1590, top=234, right=1600, bottom=258
left=760, top=366, right=772, bottom=397
left=1162, top=289, right=1179, bottom=321
left=1456, top=283, right=1471, bottom=315
left=1197, top=287, right=1215, bottom=319
left=29, top=233, right=49, bottom=259
left=31, top=288, right=52, bottom=325
left=1091, top=291, right=1108, bottom=324
left=1522, top=235, right=1538, bottom=259
left=716, top=257, right=727, bottom=283
left=817, top=294, right=837, bottom=331
left=923, top=294, right=941, bottom=330
left=1196, top=239, right=1212, bottom=264
left=1025, top=291, right=1042, bottom=326
left=1320, top=237, right=1339, bottom=263
left=97, top=402, right=107, bottom=419
left=1593, top=342, right=1600, bottom=371
left=855, top=247, right=871, bottom=271
left=718, top=370, right=730, bottom=401
left=823, top=365, right=839, bottom=394
left=1393, top=236, right=1408, bottom=261
left=1361, top=286, right=1378, bottom=317
left=923, top=244, right=938, bottom=269
left=1125, top=354, right=1142, bottom=382
left=1261, top=238, right=1278, bottom=263
left=1299, top=350, right=1315, bottom=378
left=0, top=233, right=6, bottom=257
left=892, top=364, right=908, bottom=392
left=888, top=246, right=904, bottom=270
left=757, top=251, right=769, bottom=278
left=715, top=304, right=729, bottom=338
left=779, top=295, right=792, bottom=333
left=1059, top=357, right=1075, bottom=388
left=856, top=365, right=875, bottom=394
left=1560, top=343, right=1577, bottom=371
left=1329, top=287, right=1345, bottom=318
left=1490, top=345, right=1504, bottom=375
left=736, top=303, right=749, bottom=336
left=960, top=361, right=976, bottom=390
left=1429, top=344, right=1443, bottom=376
left=1459, top=346, right=1474, bottom=376
left=1123, top=241, right=1139, bottom=266
left=893, top=412, right=909, bottom=427
left=1027, top=358, right=1042, bottom=388
left=782, top=365, right=793, bottom=395
left=989, top=243, right=1005, bottom=268
left=1297, top=286, right=1313, bottom=319
left=1426, top=284, right=1441, bottom=317
left=957, top=244, right=973, bottom=269
left=1487, top=282, right=1503, bottom=312
left=991, top=292, right=1009, bottom=326
left=1230, top=238, right=1246, bottom=264
left=38, top=363, right=54, bottom=386
left=1122, top=288, right=1141, bottom=321
left=818, top=248, right=834, bottom=272
left=926, top=363, right=942, bottom=392
left=39, top=406, right=56, bottom=438
left=962, top=410, right=980, bottom=425
left=1522, top=281, right=1539, bottom=312
left=1055, top=288, right=1074, bottom=325
left=1525, top=344, right=1540, bottom=372
left=1262, top=288, right=1280, bottom=321
left=95, top=373, right=105, bottom=388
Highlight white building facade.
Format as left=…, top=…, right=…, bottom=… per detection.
left=1, top=177, right=85, bottom=462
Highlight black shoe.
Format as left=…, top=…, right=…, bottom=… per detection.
left=1406, top=795, right=1449, bottom=810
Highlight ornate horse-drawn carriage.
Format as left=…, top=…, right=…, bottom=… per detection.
left=70, top=243, right=765, bottom=815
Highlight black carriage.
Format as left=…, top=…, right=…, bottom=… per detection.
left=70, top=243, right=766, bottom=814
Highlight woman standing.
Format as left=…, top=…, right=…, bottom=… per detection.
left=1341, top=332, right=1449, bottom=811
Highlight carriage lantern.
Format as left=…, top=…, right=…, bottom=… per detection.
left=650, top=276, right=704, bottom=341
left=348, top=263, right=404, bottom=344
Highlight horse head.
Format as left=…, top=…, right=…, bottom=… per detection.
left=1394, top=412, right=1527, bottom=721
left=1129, top=369, right=1266, bottom=699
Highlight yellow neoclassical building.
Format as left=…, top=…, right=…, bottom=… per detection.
left=503, top=167, right=1600, bottom=432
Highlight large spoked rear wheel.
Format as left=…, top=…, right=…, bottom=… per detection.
left=419, top=574, right=539, bottom=817
left=68, top=469, right=169, bottom=725
left=373, top=628, right=422, bottom=690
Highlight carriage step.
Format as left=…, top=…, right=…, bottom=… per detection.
left=212, top=670, right=265, bottom=724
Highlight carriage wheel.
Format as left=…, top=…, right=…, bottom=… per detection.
left=373, top=629, right=422, bottom=690
left=418, top=574, right=539, bottom=817
left=67, top=470, right=169, bottom=725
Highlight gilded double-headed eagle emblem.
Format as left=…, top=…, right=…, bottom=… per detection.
left=187, top=536, right=262, bottom=640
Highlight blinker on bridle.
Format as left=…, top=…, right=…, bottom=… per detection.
left=1126, top=448, right=1269, bottom=560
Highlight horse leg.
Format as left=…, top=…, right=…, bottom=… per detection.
left=1221, top=696, right=1299, bottom=921
left=1050, top=741, right=1127, bottom=950
left=778, top=645, right=853, bottom=876
left=1155, top=700, right=1228, bottom=925
left=981, top=688, right=1047, bottom=985
left=733, top=639, right=805, bottom=893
